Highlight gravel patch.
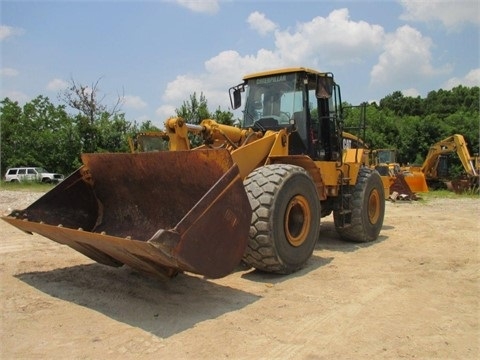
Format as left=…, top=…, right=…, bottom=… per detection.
left=0, top=190, right=45, bottom=215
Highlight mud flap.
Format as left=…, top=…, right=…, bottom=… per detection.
left=2, top=150, right=252, bottom=279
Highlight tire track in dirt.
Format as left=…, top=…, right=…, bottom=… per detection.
left=263, top=284, right=388, bottom=359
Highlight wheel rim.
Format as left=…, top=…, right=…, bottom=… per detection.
left=368, top=189, right=381, bottom=224
left=284, top=195, right=311, bottom=247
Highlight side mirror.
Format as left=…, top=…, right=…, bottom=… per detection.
left=229, top=84, right=244, bottom=110
left=233, top=89, right=241, bottom=109
left=316, top=75, right=334, bottom=99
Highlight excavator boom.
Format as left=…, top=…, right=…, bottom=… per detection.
left=422, top=134, right=478, bottom=178
left=419, top=134, right=479, bottom=193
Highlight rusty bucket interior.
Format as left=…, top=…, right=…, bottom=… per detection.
left=2, top=149, right=252, bottom=279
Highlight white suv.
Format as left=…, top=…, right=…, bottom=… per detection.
left=4, top=167, right=64, bottom=183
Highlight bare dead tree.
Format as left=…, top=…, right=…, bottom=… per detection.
left=59, top=77, right=124, bottom=124
left=58, top=77, right=125, bottom=153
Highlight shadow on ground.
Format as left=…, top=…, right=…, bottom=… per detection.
left=16, top=263, right=260, bottom=338
left=317, top=219, right=389, bottom=253
left=240, top=254, right=334, bottom=284
left=14, top=218, right=390, bottom=338
left=241, top=219, right=390, bottom=283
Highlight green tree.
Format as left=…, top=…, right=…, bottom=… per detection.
left=176, top=92, right=211, bottom=124
left=343, top=103, right=399, bottom=150
left=1, top=98, right=25, bottom=175
left=174, top=92, right=234, bottom=146
left=1, top=96, right=81, bottom=176
left=379, top=91, right=405, bottom=116
left=59, top=78, right=125, bottom=153
left=96, top=112, right=133, bottom=153
left=3, top=84, right=478, bottom=179
left=212, top=106, right=234, bottom=125
left=137, top=120, right=161, bottom=132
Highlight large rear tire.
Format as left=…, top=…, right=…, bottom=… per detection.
left=243, top=164, right=321, bottom=274
left=334, top=167, right=385, bottom=242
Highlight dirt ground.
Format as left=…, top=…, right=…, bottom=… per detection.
left=0, top=189, right=478, bottom=359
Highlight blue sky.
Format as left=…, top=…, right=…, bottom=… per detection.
left=1, top=0, right=479, bottom=128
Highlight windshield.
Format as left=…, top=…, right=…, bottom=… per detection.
left=243, top=73, right=304, bottom=128
left=137, top=135, right=169, bottom=152
left=377, top=150, right=396, bottom=164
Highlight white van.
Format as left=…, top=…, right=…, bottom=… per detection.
left=4, top=167, right=64, bottom=183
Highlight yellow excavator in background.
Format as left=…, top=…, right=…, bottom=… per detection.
left=413, top=134, right=479, bottom=192
left=341, top=133, right=428, bottom=199
left=2, top=67, right=385, bottom=280
left=371, top=148, right=429, bottom=198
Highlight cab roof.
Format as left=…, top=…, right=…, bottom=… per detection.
left=242, top=67, right=327, bottom=80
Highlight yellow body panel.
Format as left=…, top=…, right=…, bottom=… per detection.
left=231, top=131, right=284, bottom=179
left=343, top=148, right=366, bottom=165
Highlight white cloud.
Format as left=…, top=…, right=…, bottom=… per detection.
left=443, top=68, right=480, bottom=89
left=156, top=8, right=459, bottom=119
left=122, top=95, right=147, bottom=109
left=402, top=88, right=420, bottom=97
left=163, top=75, right=204, bottom=102
left=157, top=8, right=387, bottom=117
left=204, top=50, right=282, bottom=77
left=400, top=0, right=480, bottom=29
left=155, top=104, right=177, bottom=122
left=247, top=11, right=277, bottom=36
left=161, top=72, right=230, bottom=118
left=157, top=49, right=283, bottom=118
left=1, top=90, right=29, bottom=103
left=0, top=67, right=19, bottom=77
left=370, top=25, right=451, bottom=86
left=175, top=0, right=219, bottom=14
left=274, top=8, right=384, bottom=66
left=0, top=25, right=25, bottom=41
left=46, top=78, right=69, bottom=91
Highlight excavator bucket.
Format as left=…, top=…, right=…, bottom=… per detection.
left=403, top=170, right=429, bottom=193
left=2, top=150, right=252, bottom=279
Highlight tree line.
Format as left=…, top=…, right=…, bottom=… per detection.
left=0, top=85, right=233, bottom=177
left=343, top=86, right=479, bottom=168
left=1, top=82, right=478, bottom=179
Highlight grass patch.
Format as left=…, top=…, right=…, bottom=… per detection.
left=420, top=189, right=479, bottom=201
left=0, top=181, right=56, bottom=192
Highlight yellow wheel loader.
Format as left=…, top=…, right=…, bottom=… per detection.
left=2, top=67, right=385, bottom=279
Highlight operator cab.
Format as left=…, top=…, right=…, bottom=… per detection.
left=230, top=67, right=343, bottom=161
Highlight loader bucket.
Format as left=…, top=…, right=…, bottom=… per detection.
left=389, top=173, right=419, bottom=200
left=2, top=150, right=252, bottom=279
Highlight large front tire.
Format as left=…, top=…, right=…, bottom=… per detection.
left=334, top=167, right=385, bottom=242
left=243, top=164, right=321, bottom=274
